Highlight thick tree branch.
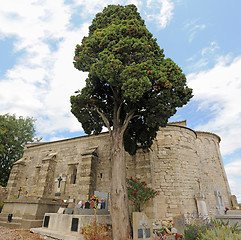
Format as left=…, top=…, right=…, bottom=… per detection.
left=96, top=108, right=112, bottom=133
left=116, top=101, right=123, bottom=124
left=120, top=109, right=135, bottom=137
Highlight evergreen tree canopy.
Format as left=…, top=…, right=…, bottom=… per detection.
left=71, top=4, right=193, bottom=155
left=0, top=114, right=40, bottom=186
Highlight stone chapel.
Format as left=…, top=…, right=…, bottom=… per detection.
left=0, top=121, right=232, bottom=229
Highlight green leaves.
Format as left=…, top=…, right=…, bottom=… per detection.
left=71, top=4, right=193, bottom=155
left=126, top=177, right=159, bottom=212
left=0, top=114, right=40, bottom=186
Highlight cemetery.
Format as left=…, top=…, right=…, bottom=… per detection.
left=0, top=120, right=241, bottom=239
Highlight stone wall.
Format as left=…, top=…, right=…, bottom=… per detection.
left=4, top=121, right=232, bottom=222
left=0, top=186, right=7, bottom=203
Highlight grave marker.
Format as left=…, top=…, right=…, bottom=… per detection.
left=231, top=195, right=239, bottom=209
left=173, top=214, right=185, bottom=235
left=214, top=190, right=225, bottom=215
left=133, top=212, right=153, bottom=240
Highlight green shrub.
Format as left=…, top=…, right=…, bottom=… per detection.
left=184, top=214, right=215, bottom=240
left=126, top=177, right=159, bottom=212
left=210, top=219, right=241, bottom=234
left=200, top=226, right=241, bottom=240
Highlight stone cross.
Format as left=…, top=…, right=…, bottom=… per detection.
left=57, top=176, right=62, bottom=188
left=139, top=215, right=148, bottom=240
left=55, top=175, right=66, bottom=194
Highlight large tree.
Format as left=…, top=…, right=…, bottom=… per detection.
left=0, top=114, right=40, bottom=186
left=71, top=4, right=192, bottom=239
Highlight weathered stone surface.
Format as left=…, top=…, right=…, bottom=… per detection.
left=1, top=121, right=233, bottom=229
left=0, top=186, right=7, bottom=204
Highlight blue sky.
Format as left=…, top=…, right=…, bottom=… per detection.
left=0, top=0, right=241, bottom=202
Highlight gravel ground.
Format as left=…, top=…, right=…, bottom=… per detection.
left=0, top=226, right=44, bottom=240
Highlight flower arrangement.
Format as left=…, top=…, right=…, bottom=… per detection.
left=91, top=195, right=98, bottom=202
left=126, top=177, right=159, bottom=212
left=225, top=206, right=229, bottom=214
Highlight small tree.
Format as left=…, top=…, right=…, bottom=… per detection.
left=127, top=177, right=159, bottom=212
left=0, top=114, right=40, bottom=186
left=71, top=4, right=192, bottom=239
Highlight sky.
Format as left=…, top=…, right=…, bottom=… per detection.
left=0, top=0, right=241, bottom=202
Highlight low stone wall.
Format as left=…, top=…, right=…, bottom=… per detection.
left=42, top=213, right=111, bottom=234
left=216, top=210, right=241, bottom=228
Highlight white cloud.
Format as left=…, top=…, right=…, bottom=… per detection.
left=0, top=0, right=89, bottom=139
left=201, top=41, right=219, bottom=56
left=72, top=0, right=143, bottom=18
left=187, top=56, right=241, bottom=155
left=184, top=19, right=206, bottom=43
left=146, top=0, right=174, bottom=28
left=225, top=160, right=241, bottom=176
left=72, top=0, right=173, bottom=29
left=225, top=160, right=241, bottom=202
left=0, top=0, right=175, bottom=140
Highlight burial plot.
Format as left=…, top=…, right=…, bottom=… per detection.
left=133, top=212, right=153, bottom=240
left=173, top=214, right=185, bottom=235
left=94, top=191, right=109, bottom=210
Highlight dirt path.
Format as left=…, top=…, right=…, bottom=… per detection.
left=0, top=226, right=44, bottom=240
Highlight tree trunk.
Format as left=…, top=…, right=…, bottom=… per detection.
left=110, top=127, right=131, bottom=240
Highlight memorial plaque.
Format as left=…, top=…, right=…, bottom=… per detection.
left=137, top=228, right=151, bottom=238
left=146, top=228, right=151, bottom=238
left=43, top=216, right=50, bottom=228
left=55, top=193, right=61, bottom=196
left=138, top=229, right=143, bottom=238
left=71, top=218, right=79, bottom=232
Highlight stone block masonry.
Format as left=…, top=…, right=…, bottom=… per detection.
left=0, top=121, right=233, bottom=229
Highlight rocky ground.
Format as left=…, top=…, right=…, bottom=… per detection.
left=0, top=226, right=43, bottom=240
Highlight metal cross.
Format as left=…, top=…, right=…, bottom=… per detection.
left=57, top=176, right=63, bottom=188
left=18, top=187, right=22, bottom=198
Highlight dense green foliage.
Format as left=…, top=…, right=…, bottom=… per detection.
left=71, top=4, right=192, bottom=155
left=126, top=177, right=159, bottom=212
left=184, top=215, right=241, bottom=240
left=200, top=227, right=241, bottom=240
left=0, top=114, right=40, bottom=186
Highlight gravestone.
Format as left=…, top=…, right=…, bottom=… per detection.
left=133, top=212, right=153, bottom=240
left=214, top=190, right=225, bottom=215
left=94, top=191, right=109, bottom=210
left=85, top=201, right=90, bottom=209
left=173, top=214, right=185, bottom=235
left=231, top=195, right=239, bottom=209
left=67, top=201, right=75, bottom=208
left=195, top=192, right=208, bottom=217
left=90, top=200, right=95, bottom=209
left=57, top=207, right=65, bottom=214
left=65, top=207, right=74, bottom=214
left=75, top=200, right=83, bottom=209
